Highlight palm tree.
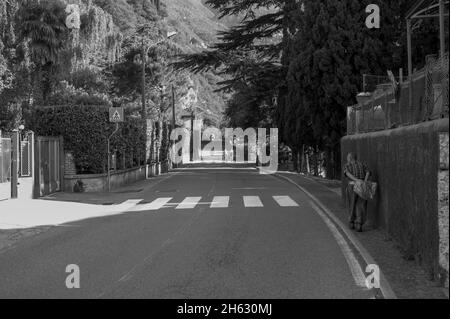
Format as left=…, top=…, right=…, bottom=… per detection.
left=17, top=0, right=68, bottom=102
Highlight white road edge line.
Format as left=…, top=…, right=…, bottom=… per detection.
left=273, top=172, right=397, bottom=299
left=309, top=201, right=367, bottom=288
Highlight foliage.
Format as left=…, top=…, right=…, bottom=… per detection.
left=76, top=3, right=123, bottom=67
left=18, top=0, right=68, bottom=65
left=45, top=81, right=112, bottom=107
left=28, top=105, right=146, bottom=174
left=0, top=103, right=20, bottom=132
left=16, top=0, right=69, bottom=103
left=282, top=0, right=442, bottom=178
left=174, top=0, right=287, bottom=129
left=176, top=0, right=445, bottom=179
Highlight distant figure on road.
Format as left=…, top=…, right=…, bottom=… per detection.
left=344, top=153, right=371, bottom=232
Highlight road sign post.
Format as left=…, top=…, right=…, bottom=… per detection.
left=108, top=108, right=124, bottom=192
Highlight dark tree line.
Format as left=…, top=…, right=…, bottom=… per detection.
left=157, top=0, right=444, bottom=178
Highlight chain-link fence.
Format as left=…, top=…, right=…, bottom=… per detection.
left=348, top=53, right=449, bottom=135
left=425, top=53, right=449, bottom=120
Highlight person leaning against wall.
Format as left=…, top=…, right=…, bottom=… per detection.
left=344, top=152, right=371, bottom=232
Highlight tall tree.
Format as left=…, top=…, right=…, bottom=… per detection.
left=175, top=0, right=292, bottom=129
left=17, top=0, right=68, bottom=103
left=284, top=0, right=429, bottom=178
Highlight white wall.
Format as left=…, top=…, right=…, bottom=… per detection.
left=0, top=182, right=10, bottom=201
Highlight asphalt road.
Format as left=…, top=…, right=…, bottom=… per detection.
left=0, top=168, right=374, bottom=299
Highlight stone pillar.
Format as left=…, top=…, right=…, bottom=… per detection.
left=65, top=151, right=77, bottom=175
left=439, top=132, right=449, bottom=289
left=10, top=130, right=18, bottom=199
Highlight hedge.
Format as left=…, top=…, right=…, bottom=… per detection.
left=28, top=105, right=146, bottom=174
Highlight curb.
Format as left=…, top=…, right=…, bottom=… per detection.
left=274, top=172, right=397, bottom=299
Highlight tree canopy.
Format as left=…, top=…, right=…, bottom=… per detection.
left=176, top=0, right=444, bottom=178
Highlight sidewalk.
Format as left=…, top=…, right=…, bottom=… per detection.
left=0, top=199, right=125, bottom=252
left=276, top=171, right=448, bottom=299
left=0, top=174, right=173, bottom=252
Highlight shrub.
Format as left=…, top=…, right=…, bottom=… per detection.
left=28, top=105, right=146, bottom=174
left=46, top=81, right=111, bottom=107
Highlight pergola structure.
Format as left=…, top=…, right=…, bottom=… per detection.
left=405, top=0, right=449, bottom=105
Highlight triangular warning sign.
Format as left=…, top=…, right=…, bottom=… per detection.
left=112, top=111, right=121, bottom=121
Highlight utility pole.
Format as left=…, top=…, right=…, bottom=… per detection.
left=190, top=110, right=194, bottom=163
left=141, top=39, right=147, bottom=123
left=439, top=0, right=446, bottom=59
left=406, top=19, right=413, bottom=112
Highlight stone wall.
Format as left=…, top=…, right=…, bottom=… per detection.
left=64, top=166, right=147, bottom=193
left=341, top=118, right=449, bottom=285
left=439, top=133, right=449, bottom=289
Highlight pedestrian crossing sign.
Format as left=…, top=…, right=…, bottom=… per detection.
left=109, top=107, right=124, bottom=123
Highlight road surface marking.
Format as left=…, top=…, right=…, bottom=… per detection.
left=211, top=196, right=230, bottom=208
left=273, top=196, right=299, bottom=207
left=232, top=187, right=271, bottom=190
left=272, top=172, right=397, bottom=299
left=176, top=197, right=202, bottom=209
left=132, top=198, right=172, bottom=211
left=174, top=167, right=257, bottom=170
left=117, top=199, right=143, bottom=207
left=243, top=196, right=263, bottom=207
left=123, top=196, right=305, bottom=212
left=309, top=201, right=367, bottom=288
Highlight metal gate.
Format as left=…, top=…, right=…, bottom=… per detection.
left=34, top=136, right=64, bottom=197
left=0, top=137, right=12, bottom=184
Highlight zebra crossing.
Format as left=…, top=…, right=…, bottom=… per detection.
left=123, top=195, right=300, bottom=212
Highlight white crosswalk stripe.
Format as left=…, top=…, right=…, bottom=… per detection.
left=243, top=196, right=264, bottom=207
left=132, top=197, right=173, bottom=211
left=273, top=196, right=299, bottom=207
left=176, top=197, right=202, bottom=210
left=125, top=195, right=299, bottom=211
left=210, top=196, right=230, bottom=208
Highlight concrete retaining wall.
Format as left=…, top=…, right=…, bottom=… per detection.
left=64, top=166, right=147, bottom=193
left=341, top=118, right=449, bottom=285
